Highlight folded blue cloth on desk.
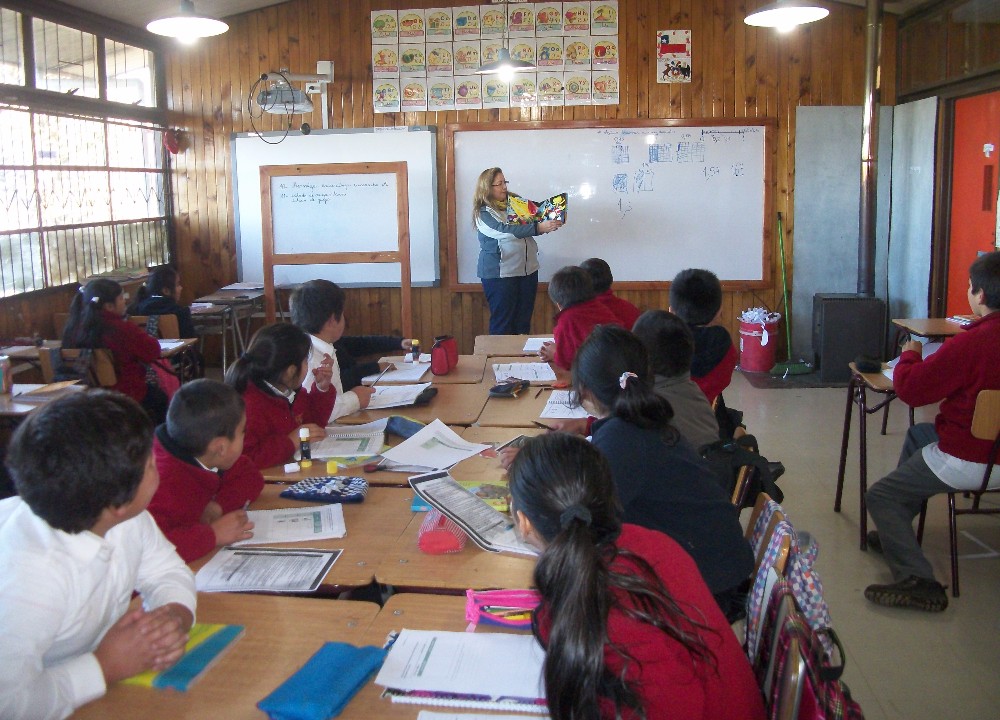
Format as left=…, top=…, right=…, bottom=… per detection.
left=258, top=642, right=386, bottom=720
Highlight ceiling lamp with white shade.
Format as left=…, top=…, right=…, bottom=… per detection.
left=744, top=1, right=830, bottom=32
left=146, top=0, right=229, bottom=44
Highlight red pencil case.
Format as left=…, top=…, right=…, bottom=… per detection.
left=417, top=509, right=468, bottom=554
left=465, top=588, right=542, bottom=630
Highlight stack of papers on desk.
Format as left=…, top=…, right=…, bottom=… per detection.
left=493, top=362, right=556, bottom=383
left=378, top=419, right=488, bottom=473
left=312, top=420, right=386, bottom=459
left=362, top=364, right=429, bottom=384
left=195, top=547, right=341, bottom=593
left=375, top=630, right=546, bottom=711
left=521, top=337, right=552, bottom=353
left=539, top=390, right=589, bottom=419
left=409, top=471, right=537, bottom=556
left=367, top=383, right=432, bottom=410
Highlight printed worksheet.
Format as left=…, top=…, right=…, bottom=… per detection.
left=231, top=504, right=346, bottom=545
left=493, top=362, right=557, bottom=383
left=521, top=337, right=554, bottom=353
left=367, top=382, right=432, bottom=409
left=539, top=389, right=589, bottom=419
left=195, top=547, right=341, bottom=592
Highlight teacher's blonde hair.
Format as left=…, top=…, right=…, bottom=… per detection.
left=471, top=167, right=505, bottom=228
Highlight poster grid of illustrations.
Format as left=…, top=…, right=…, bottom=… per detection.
left=656, top=29, right=691, bottom=83
left=371, top=2, right=621, bottom=113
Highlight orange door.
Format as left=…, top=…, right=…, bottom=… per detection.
left=946, top=90, right=1000, bottom=316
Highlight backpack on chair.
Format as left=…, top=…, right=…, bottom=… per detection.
left=699, top=433, right=784, bottom=507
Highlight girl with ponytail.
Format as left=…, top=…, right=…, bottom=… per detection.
left=62, top=279, right=168, bottom=423
left=224, top=323, right=335, bottom=468
left=508, top=433, right=765, bottom=720
left=572, top=325, right=754, bottom=622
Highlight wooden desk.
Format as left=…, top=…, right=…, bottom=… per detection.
left=339, top=594, right=530, bottom=720
left=460, top=426, right=548, bottom=445
left=190, top=485, right=416, bottom=591
left=477, top=387, right=553, bottom=427
left=473, top=334, right=552, bottom=357
left=158, top=337, right=199, bottom=359
left=834, top=362, right=913, bottom=550
left=337, top=383, right=489, bottom=427
left=74, top=593, right=379, bottom=720
left=375, top=512, right=536, bottom=592
left=0, top=383, right=84, bottom=418
left=377, top=354, right=488, bottom=384
left=486, top=356, right=568, bottom=386
left=260, top=434, right=411, bottom=488
left=891, top=317, right=967, bottom=338
left=195, top=289, right=265, bottom=363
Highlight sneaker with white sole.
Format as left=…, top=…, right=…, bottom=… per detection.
left=864, top=575, right=948, bottom=612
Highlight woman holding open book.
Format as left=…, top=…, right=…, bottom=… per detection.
left=507, top=432, right=765, bottom=720
left=472, top=167, right=562, bottom=335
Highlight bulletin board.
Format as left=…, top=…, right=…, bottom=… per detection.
left=446, top=120, right=774, bottom=290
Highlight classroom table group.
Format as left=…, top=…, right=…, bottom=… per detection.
left=78, top=334, right=557, bottom=718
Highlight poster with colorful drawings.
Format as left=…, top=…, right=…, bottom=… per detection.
left=656, top=29, right=691, bottom=84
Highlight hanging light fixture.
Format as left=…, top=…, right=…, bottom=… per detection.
left=147, top=0, right=229, bottom=44
left=476, top=2, right=535, bottom=82
left=744, top=1, right=829, bottom=32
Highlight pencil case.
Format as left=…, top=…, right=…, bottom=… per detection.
left=279, top=476, right=368, bottom=503
left=417, top=509, right=468, bottom=554
left=385, top=415, right=425, bottom=439
left=489, top=379, right=530, bottom=398
left=465, top=588, right=542, bottom=630
left=257, top=641, right=386, bottom=720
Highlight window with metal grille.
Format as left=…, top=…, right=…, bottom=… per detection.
left=0, top=106, right=169, bottom=297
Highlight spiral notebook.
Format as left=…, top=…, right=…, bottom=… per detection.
left=374, top=629, right=546, bottom=713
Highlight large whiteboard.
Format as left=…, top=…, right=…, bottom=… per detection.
left=233, top=127, right=438, bottom=286
left=447, top=121, right=772, bottom=288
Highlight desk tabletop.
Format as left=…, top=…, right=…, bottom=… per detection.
left=339, top=594, right=531, bottom=720
left=848, top=362, right=895, bottom=392
left=891, top=317, right=967, bottom=338
left=473, top=334, right=553, bottom=357
left=74, top=593, right=379, bottom=720
left=337, top=383, right=489, bottom=427
left=377, top=355, right=488, bottom=384
left=195, top=289, right=264, bottom=305
left=261, top=433, right=412, bottom=487
left=375, top=512, right=536, bottom=592
left=158, top=338, right=199, bottom=358
left=477, top=386, right=553, bottom=427
left=0, top=382, right=85, bottom=417
left=189, top=485, right=416, bottom=591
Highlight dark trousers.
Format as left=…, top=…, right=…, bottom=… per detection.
left=482, top=272, right=538, bottom=335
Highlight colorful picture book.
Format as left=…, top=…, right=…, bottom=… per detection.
left=507, top=192, right=568, bottom=225
left=456, top=478, right=510, bottom=512
left=123, top=623, right=244, bottom=691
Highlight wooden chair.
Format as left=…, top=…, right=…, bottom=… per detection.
left=128, top=314, right=181, bottom=339
left=746, top=493, right=792, bottom=577
left=37, top=347, right=116, bottom=387
left=731, top=464, right=755, bottom=507
left=944, top=389, right=1000, bottom=597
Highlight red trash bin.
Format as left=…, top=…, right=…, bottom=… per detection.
left=739, top=319, right=780, bottom=372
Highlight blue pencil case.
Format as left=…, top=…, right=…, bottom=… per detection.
left=279, top=476, right=368, bottom=504
left=258, top=641, right=386, bottom=720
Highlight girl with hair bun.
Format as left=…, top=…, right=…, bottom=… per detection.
left=224, top=323, right=335, bottom=468
left=508, top=432, right=765, bottom=720
left=62, top=278, right=168, bottom=423
left=572, top=324, right=753, bottom=622
left=129, top=266, right=198, bottom=339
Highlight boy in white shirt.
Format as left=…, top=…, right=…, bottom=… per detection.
left=0, top=390, right=196, bottom=719
left=291, top=279, right=411, bottom=421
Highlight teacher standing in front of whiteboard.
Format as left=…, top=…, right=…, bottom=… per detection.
left=473, top=167, right=563, bottom=334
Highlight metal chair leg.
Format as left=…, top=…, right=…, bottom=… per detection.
left=948, top=492, right=960, bottom=597
left=835, top=376, right=857, bottom=513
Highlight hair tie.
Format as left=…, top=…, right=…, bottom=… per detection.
left=619, top=371, right=637, bottom=389
left=559, top=504, right=592, bottom=530
left=90, top=296, right=101, bottom=304
left=78, top=286, right=86, bottom=294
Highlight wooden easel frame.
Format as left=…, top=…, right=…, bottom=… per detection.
left=259, top=161, right=412, bottom=336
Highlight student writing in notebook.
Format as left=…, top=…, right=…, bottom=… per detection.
left=147, top=379, right=263, bottom=563
left=507, top=433, right=765, bottom=720
left=0, top=391, right=196, bottom=719
left=225, top=323, right=336, bottom=469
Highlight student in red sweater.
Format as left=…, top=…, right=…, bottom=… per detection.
left=62, top=278, right=168, bottom=423
left=865, top=251, right=1000, bottom=611
left=224, top=323, right=336, bottom=469
left=581, top=257, right=641, bottom=330
left=147, top=379, right=263, bottom=563
left=508, top=433, right=766, bottom=720
left=669, top=268, right=737, bottom=405
left=538, top=265, right=622, bottom=370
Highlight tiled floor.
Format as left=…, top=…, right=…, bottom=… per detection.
left=728, top=371, right=1000, bottom=720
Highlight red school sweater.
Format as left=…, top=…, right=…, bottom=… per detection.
left=596, top=289, right=641, bottom=331
left=241, top=381, right=336, bottom=469
left=552, top=298, right=624, bottom=370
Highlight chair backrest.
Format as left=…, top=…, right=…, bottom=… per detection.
left=971, top=390, right=1000, bottom=442
left=746, top=491, right=774, bottom=542
left=129, top=314, right=180, bottom=339
left=49, top=348, right=117, bottom=387
left=732, top=465, right=755, bottom=506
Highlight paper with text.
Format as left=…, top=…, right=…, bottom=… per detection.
left=493, top=362, right=557, bottom=383
left=521, top=337, right=553, bottom=353
left=195, top=547, right=341, bottom=592
left=367, top=382, right=433, bottom=409
left=363, top=363, right=430, bottom=384
left=539, top=390, right=589, bottom=419
left=381, top=419, right=489, bottom=470
left=231, top=504, right=346, bottom=545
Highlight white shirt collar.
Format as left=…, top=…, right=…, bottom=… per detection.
left=264, top=380, right=296, bottom=401
left=309, top=334, right=335, bottom=357
left=195, top=457, right=218, bottom=473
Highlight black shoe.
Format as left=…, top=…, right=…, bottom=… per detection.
left=864, top=575, right=948, bottom=612
left=866, top=530, right=883, bottom=554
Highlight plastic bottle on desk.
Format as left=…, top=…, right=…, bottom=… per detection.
left=299, top=427, right=312, bottom=468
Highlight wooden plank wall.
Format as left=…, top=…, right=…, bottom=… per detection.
left=158, top=0, right=897, bottom=355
